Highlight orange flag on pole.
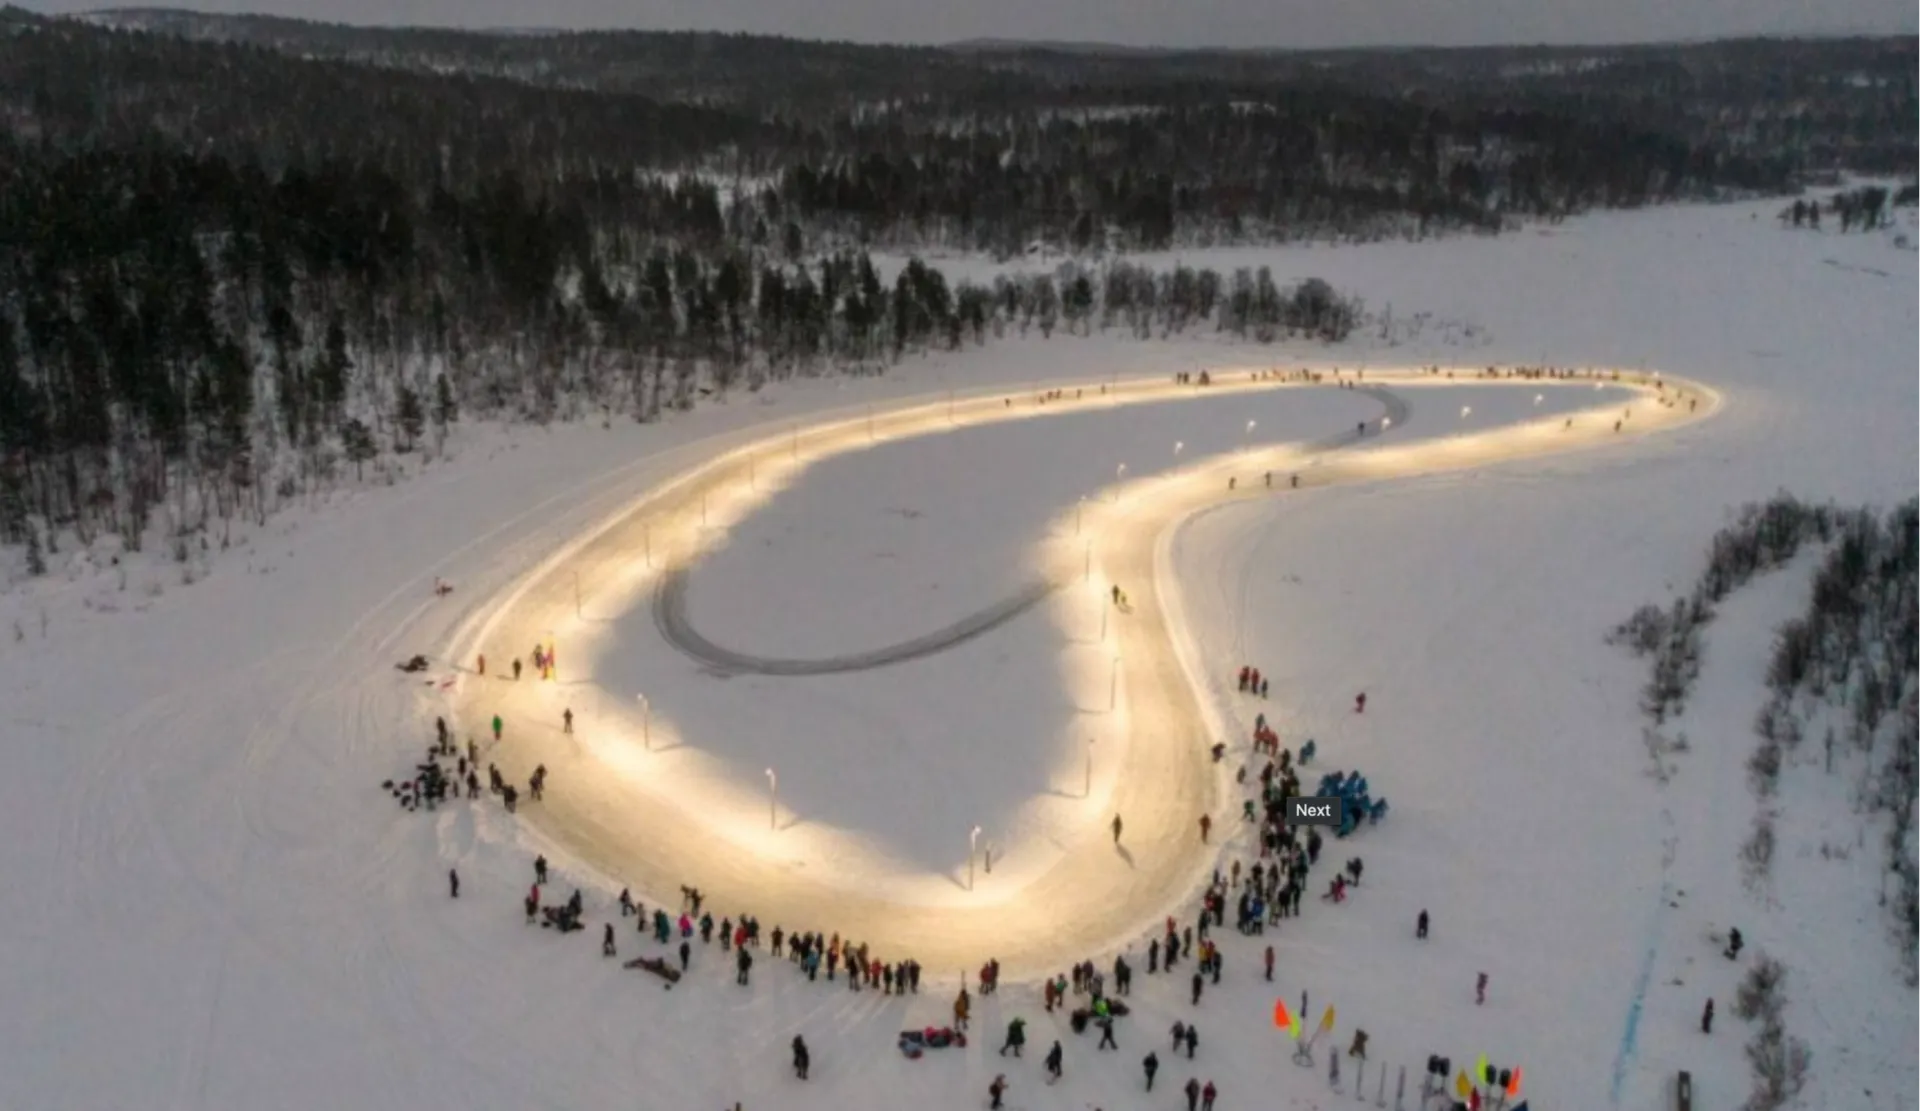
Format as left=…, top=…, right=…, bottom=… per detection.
left=1273, top=1000, right=1301, bottom=1038
left=1507, top=1067, right=1523, bottom=1098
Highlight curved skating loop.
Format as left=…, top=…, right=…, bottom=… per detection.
left=651, top=385, right=1413, bottom=677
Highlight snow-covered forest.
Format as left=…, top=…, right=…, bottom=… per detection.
left=0, top=11, right=1913, bottom=562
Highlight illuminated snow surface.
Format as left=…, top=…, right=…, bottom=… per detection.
left=1, top=197, right=1913, bottom=1111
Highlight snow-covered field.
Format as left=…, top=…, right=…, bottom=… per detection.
left=1, top=197, right=1912, bottom=1111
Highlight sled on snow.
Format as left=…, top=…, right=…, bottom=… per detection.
left=624, top=955, right=683, bottom=983
left=898, top=1026, right=966, bottom=1057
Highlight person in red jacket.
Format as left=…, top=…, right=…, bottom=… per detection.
left=1202, top=1079, right=1218, bottom=1109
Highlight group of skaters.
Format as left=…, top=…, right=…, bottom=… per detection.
left=474, top=640, right=558, bottom=682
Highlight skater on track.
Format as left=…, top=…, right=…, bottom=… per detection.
left=1264, top=945, right=1273, bottom=981
left=999, top=1017, right=1026, bottom=1057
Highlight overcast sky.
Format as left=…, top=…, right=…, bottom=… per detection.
left=26, top=0, right=1919, bottom=49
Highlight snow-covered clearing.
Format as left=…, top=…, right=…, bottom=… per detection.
left=0, top=196, right=1911, bottom=1111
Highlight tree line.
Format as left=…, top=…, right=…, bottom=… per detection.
left=0, top=141, right=1365, bottom=560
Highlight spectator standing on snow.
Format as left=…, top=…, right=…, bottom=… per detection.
left=1191, top=970, right=1204, bottom=1006
left=1200, top=814, right=1213, bottom=843
left=562, top=708, right=573, bottom=734
left=988, top=1074, right=1008, bottom=1109
left=1417, top=909, right=1429, bottom=939
left=1144, top=1051, right=1160, bottom=1090
left=1701, top=999, right=1714, bottom=1034
left=602, top=923, right=616, bottom=957
left=1264, top=945, right=1274, bottom=981
left=1044, top=1040, right=1063, bottom=1081
left=534, top=856, right=548, bottom=885
left=1202, top=1079, right=1218, bottom=1110
left=1184, top=1024, right=1198, bottom=1058
left=1476, top=972, right=1489, bottom=1005
left=1185, top=1077, right=1202, bottom=1111
left=448, top=868, right=459, bottom=898
left=791, top=1035, right=809, bottom=1080
left=513, top=658, right=523, bottom=680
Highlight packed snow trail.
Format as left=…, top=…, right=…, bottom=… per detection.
left=449, top=368, right=1717, bottom=974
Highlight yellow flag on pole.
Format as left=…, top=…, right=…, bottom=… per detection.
left=1456, top=1071, right=1473, bottom=1099
left=1320, top=1005, right=1336, bottom=1031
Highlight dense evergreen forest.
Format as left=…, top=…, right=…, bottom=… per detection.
left=0, top=9, right=1913, bottom=566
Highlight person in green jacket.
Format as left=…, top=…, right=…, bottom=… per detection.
left=491, top=714, right=503, bottom=741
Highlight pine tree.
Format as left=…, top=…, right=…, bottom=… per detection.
left=341, top=417, right=377, bottom=480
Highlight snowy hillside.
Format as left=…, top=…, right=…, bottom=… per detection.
left=0, top=195, right=1912, bottom=1111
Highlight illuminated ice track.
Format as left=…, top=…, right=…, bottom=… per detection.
left=650, top=386, right=1413, bottom=677
left=444, top=367, right=1721, bottom=974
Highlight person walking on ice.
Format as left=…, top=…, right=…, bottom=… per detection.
left=1417, top=909, right=1429, bottom=939
left=1476, top=972, right=1489, bottom=1005
left=1044, top=1040, right=1064, bottom=1083
left=1199, top=814, right=1212, bottom=843
left=448, top=868, right=459, bottom=898
left=988, top=1075, right=1008, bottom=1109
left=1112, top=814, right=1124, bottom=844
left=562, top=708, right=573, bottom=734
left=491, top=714, right=503, bottom=741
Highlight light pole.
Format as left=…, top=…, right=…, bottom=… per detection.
left=766, top=768, right=777, bottom=830
left=1174, top=440, right=1184, bottom=459
left=702, top=491, right=709, bottom=526
left=1534, top=394, right=1544, bottom=406
left=1109, top=655, right=1121, bottom=711
left=969, top=825, right=982, bottom=890
left=1460, top=405, right=1472, bottom=420
left=948, top=390, right=955, bottom=423
left=1114, top=462, right=1127, bottom=502
left=637, top=693, right=651, bottom=750
left=1084, top=539, right=1093, bottom=582
left=1381, top=416, right=1392, bottom=430
left=574, top=570, right=582, bottom=618
left=1076, top=496, right=1085, bottom=536
left=644, top=524, right=652, bottom=568
left=791, top=423, right=799, bottom=459
left=1244, top=419, right=1258, bottom=449
left=1098, top=590, right=1108, bottom=642
left=1085, top=738, right=1095, bottom=797
left=867, top=404, right=875, bottom=440
left=748, top=457, right=756, bottom=490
